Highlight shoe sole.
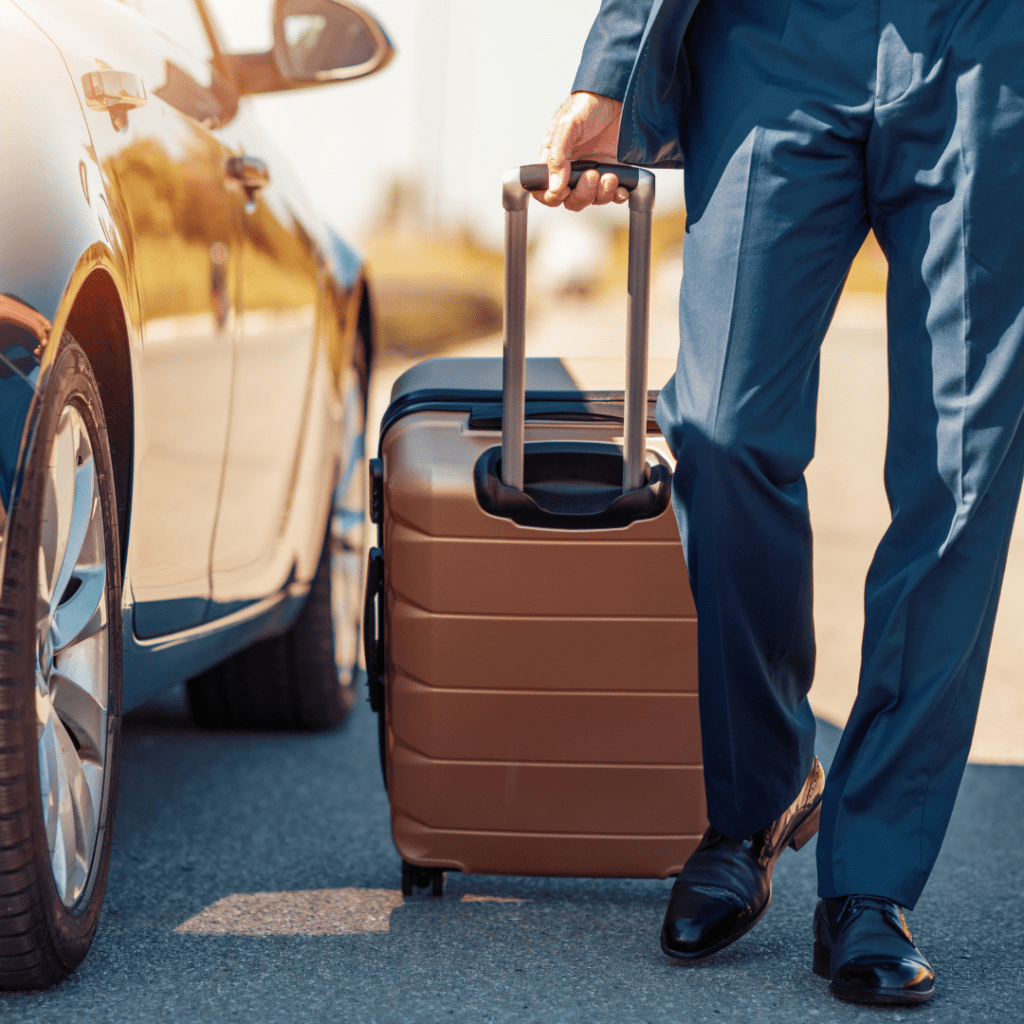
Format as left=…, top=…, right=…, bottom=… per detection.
left=813, top=941, right=935, bottom=1005
left=661, top=798, right=822, bottom=963
left=660, top=891, right=771, bottom=962
left=787, top=802, right=820, bottom=852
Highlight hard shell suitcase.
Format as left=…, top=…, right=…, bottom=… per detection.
left=364, top=163, right=705, bottom=895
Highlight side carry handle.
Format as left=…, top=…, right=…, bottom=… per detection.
left=363, top=547, right=385, bottom=714
left=363, top=545, right=389, bottom=790
left=500, top=161, right=655, bottom=494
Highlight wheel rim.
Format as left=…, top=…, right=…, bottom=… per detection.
left=330, top=521, right=363, bottom=684
left=35, top=405, right=108, bottom=908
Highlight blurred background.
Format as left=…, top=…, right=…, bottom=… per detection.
left=209, top=0, right=685, bottom=235
left=205, top=0, right=884, bottom=358
left=206, top=0, right=886, bottom=358
left=206, top=0, right=695, bottom=357
left=205, top=0, right=1019, bottom=766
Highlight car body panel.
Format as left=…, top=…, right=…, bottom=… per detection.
left=1, top=0, right=373, bottom=712
left=0, top=0, right=128, bottom=560
left=17, top=0, right=250, bottom=636
left=208, top=104, right=327, bottom=614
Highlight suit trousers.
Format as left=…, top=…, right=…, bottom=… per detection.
left=654, top=0, right=1024, bottom=907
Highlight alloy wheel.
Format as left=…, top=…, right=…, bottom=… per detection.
left=34, top=404, right=109, bottom=908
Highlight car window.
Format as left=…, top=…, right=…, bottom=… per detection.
left=131, top=0, right=215, bottom=62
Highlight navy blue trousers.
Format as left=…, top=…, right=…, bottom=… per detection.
left=655, top=0, right=1024, bottom=908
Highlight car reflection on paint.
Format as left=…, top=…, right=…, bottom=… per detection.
left=0, top=0, right=392, bottom=990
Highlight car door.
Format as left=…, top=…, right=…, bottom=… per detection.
left=206, top=99, right=326, bottom=615
left=16, top=0, right=245, bottom=635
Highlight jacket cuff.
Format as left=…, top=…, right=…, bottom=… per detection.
left=571, top=0, right=652, bottom=102
left=571, top=53, right=633, bottom=102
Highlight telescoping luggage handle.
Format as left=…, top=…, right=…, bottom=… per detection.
left=501, top=161, right=655, bottom=493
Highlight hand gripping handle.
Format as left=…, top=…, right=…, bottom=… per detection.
left=500, top=162, right=655, bottom=492
left=518, top=161, right=643, bottom=194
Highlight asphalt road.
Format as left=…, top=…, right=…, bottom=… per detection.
left=1, top=681, right=1019, bottom=1022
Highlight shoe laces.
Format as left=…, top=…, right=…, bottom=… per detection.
left=702, top=826, right=767, bottom=857
left=834, top=895, right=909, bottom=935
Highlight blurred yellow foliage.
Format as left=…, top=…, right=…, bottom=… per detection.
left=364, top=228, right=504, bottom=358
left=606, top=209, right=888, bottom=296
left=363, top=208, right=889, bottom=360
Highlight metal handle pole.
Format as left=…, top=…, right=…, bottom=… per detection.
left=501, top=170, right=530, bottom=489
left=500, top=165, right=654, bottom=494
left=623, top=177, right=655, bottom=491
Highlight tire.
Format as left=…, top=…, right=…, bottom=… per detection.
left=0, top=334, right=122, bottom=990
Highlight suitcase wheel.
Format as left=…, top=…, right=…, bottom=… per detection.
left=401, top=860, right=446, bottom=898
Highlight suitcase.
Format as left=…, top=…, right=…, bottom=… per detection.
left=364, top=162, right=705, bottom=896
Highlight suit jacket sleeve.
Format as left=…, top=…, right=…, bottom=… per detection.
left=571, top=0, right=658, bottom=101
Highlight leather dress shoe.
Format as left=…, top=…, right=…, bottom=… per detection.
left=661, top=757, right=824, bottom=961
left=813, top=895, right=934, bottom=1004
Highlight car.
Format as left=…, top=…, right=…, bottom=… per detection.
left=0, top=0, right=392, bottom=989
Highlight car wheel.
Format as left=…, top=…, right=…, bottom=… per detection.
left=187, top=514, right=357, bottom=731
left=0, top=335, right=121, bottom=990
left=187, top=329, right=368, bottom=732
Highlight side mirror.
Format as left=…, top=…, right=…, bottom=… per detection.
left=273, top=0, right=394, bottom=84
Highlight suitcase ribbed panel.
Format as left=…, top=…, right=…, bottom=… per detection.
left=389, top=524, right=692, bottom=617
left=392, top=812, right=702, bottom=879
left=389, top=746, right=706, bottom=834
left=381, top=405, right=705, bottom=878
left=389, top=599, right=698, bottom=692
left=390, top=673, right=701, bottom=763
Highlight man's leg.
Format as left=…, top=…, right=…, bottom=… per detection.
left=818, top=0, right=1024, bottom=908
left=808, top=1, right=1024, bottom=1005
left=657, top=0, right=875, bottom=841
left=656, top=0, right=877, bottom=960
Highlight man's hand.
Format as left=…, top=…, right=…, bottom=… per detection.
left=535, top=92, right=627, bottom=212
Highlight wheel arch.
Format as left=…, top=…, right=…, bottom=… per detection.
left=321, top=223, right=374, bottom=404
left=357, top=276, right=376, bottom=405
left=62, top=269, right=134, bottom=578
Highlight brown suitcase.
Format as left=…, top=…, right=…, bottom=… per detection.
left=364, top=164, right=705, bottom=896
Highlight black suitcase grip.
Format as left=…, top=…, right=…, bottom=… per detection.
left=475, top=442, right=671, bottom=530
left=519, top=161, right=642, bottom=194
left=363, top=547, right=385, bottom=712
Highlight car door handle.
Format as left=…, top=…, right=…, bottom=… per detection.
left=226, top=156, right=270, bottom=190
left=82, top=70, right=147, bottom=131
